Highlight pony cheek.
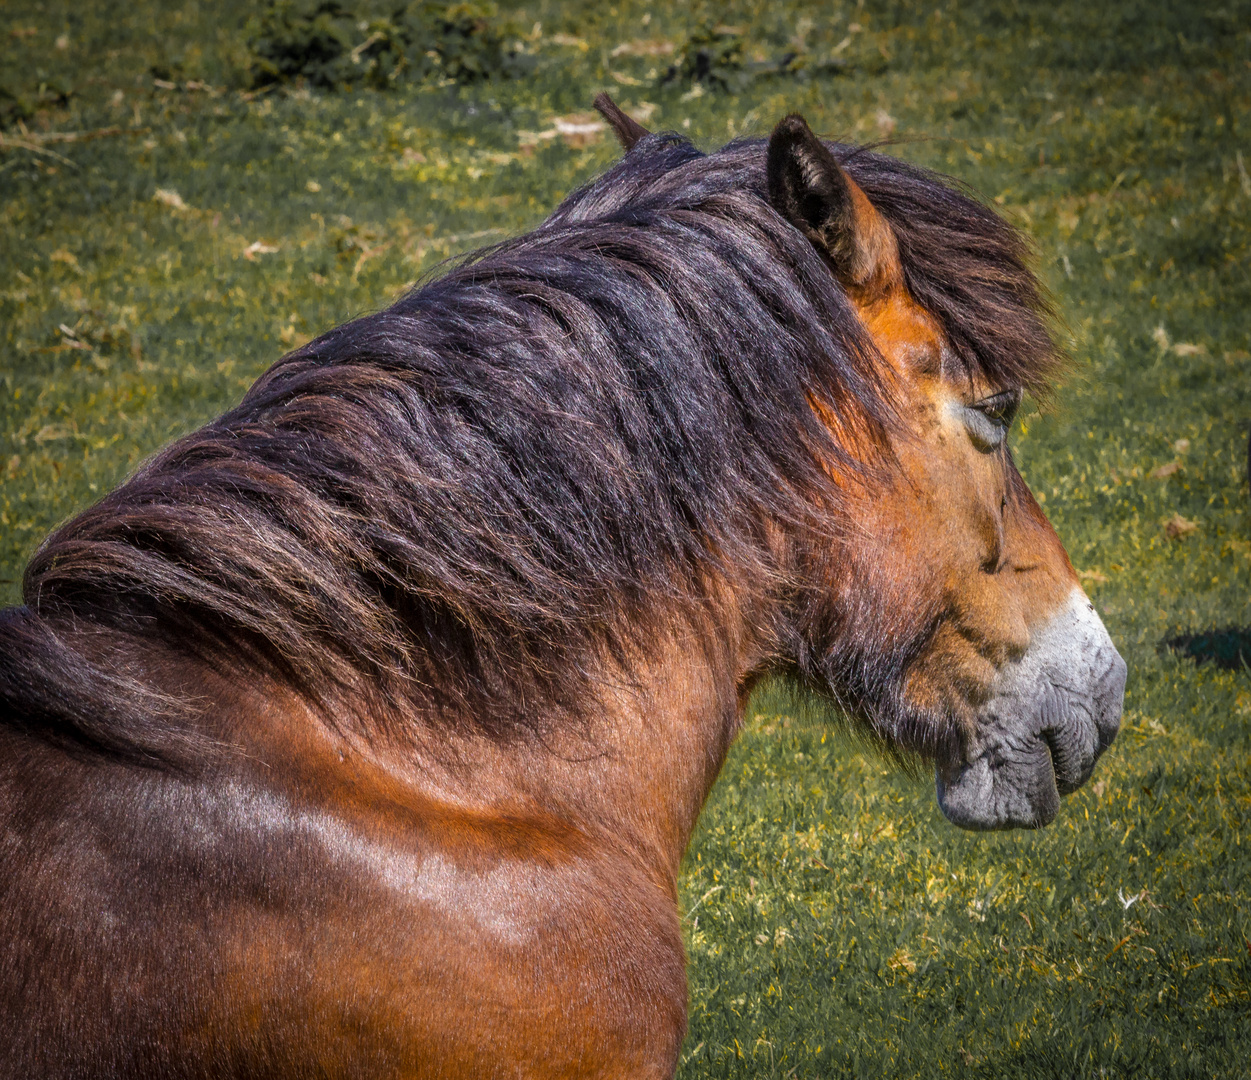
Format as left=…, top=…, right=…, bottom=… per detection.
left=934, top=588, right=1125, bottom=831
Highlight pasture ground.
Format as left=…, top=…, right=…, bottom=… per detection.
left=2, top=1, right=1249, bottom=1075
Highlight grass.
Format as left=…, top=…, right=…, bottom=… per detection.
left=2, top=1, right=1249, bottom=1075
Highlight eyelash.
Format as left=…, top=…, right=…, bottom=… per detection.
left=973, top=391, right=1021, bottom=427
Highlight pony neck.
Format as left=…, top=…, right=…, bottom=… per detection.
left=225, top=624, right=768, bottom=891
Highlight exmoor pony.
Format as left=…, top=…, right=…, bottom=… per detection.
left=0, top=97, right=1123, bottom=1077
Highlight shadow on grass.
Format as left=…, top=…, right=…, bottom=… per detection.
left=976, top=1047, right=1208, bottom=1080
left=1163, top=627, right=1251, bottom=671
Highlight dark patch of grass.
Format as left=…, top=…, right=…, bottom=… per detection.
left=662, top=22, right=747, bottom=91
left=246, top=1, right=533, bottom=91
left=247, top=1, right=363, bottom=89
left=2, top=1, right=1250, bottom=1076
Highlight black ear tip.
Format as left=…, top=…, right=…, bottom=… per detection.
left=766, top=112, right=853, bottom=245
left=771, top=114, right=815, bottom=146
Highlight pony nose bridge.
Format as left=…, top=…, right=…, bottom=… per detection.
left=944, top=592, right=1030, bottom=668
left=975, top=498, right=1007, bottom=574
left=979, top=538, right=1003, bottom=575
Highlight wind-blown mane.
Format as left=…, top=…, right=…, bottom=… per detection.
left=0, top=132, right=1057, bottom=762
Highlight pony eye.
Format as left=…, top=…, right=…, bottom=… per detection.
left=962, top=389, right=1022, bottom=451
left=973, top=389, right=1022, bottom=427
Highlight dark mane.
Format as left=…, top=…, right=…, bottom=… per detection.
left=0, top=132, right=1058, bottom=762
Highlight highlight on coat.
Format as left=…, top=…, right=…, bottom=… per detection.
left=0, top=97, right=1124, bottom=1077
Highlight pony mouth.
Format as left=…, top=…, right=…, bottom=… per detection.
left=933, top=590, right=1126, bottom=831
left=1042, top=721, right=1093, bottom=797
left=935, top=746, right=1059, bottom=831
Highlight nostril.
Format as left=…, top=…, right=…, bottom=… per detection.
left=1094, top=652, right=1127, bottom=750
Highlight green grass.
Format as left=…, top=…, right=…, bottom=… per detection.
left=2, top=1, right=1249, bottom=1075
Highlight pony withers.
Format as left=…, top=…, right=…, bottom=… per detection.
left=0, top=97, right=1124, bottom=1077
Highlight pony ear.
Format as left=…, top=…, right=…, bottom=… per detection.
left=766, top=114, right=899, bottom=291
left=593, top=92, right=650, bottom=151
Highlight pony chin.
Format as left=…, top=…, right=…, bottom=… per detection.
left=935, top=589, right=1126, bottom=830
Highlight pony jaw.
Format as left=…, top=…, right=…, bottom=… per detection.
left=934, top=588, right=1125, bottom=830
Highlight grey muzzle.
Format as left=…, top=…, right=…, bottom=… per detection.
left=936, top=589, right=1126, bottom=830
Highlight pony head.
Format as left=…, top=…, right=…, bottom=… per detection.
left=758, top=113, right=1125, bottom=830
